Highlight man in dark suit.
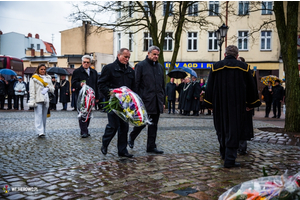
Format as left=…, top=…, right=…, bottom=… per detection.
left=166, top=78, right=177, bottom=114
left=98, top=48, right=135, bottom=158
left=272, top=79, right=284, bottom=118
left=71, top=55, right=99, bottom=138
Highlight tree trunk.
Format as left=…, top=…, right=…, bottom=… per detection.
left=274, top=1, right=300, bottom=132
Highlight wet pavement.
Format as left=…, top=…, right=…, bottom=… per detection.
left=0, top=107, right=299, bottom=200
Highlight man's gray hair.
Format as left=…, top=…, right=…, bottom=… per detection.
left=117, top=48, right=130, bottom=55
left=82, top=55, right=92, bottom=62
left=225, top=45, right=239, bottom=57
left=148, top=46, right=160, bottom=53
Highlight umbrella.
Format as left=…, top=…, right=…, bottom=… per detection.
left=181, top=67, right=197, bottom=78
left=167, top=68, right=187, bottom=79
left=0, top=69, right=18, bottom=80
left=261, top=75, right=283, bottom=86
left=46, top=67, right=69, bottom=75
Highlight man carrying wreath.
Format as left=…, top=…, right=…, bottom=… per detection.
left=98, top=48, right=135, bottom=158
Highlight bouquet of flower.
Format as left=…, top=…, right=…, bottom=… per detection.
left=104, top=86, right=151, bottom=127
left=77, top=84, right=95, bottom=122
left=219, top=171, right=300, bottom=200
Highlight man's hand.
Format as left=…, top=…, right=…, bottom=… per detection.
left=96, top=99, right=99, bottom=103
left=66, top=93, right=68, bottom=95
left=109, top=91, right=115, bottom=96
left=80, top=82, right=85, bottom=87
left=246, top=107, right=253, bottom=111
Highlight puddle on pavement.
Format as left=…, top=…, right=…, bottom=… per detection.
left=173, top=187, right=198, bottom=196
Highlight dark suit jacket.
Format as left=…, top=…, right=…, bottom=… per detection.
left=71, top=66, right=99, bottom=100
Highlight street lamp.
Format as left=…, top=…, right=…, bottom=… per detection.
left=215, top=23, right=229, bottom=61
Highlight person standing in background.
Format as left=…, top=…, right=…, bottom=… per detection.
left=13, top=76, right=26, bottom=110
left=166, top=78, right=177, bottom=114
left=59, top=75, right=70, bottom=111
left=7, top=75, right=17, bottom=110
left=49, top=76, right=59, bottom=111
left=191, top=76, right=200, bottom=116
left=0, top=75, right=8, bottom=110
left=272, top=79, right=284, bottom=119
left=262, top=81, right=273, bottom=118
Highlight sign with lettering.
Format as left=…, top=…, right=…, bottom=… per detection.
left=165, top=62, right=213, bottom=69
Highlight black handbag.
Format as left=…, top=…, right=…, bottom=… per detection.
left=48, top=92, right=55, bottom=101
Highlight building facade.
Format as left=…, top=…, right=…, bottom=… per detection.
left=0, top=32, right=56, bottom=59
left=115, top=1, right=299, bottom=95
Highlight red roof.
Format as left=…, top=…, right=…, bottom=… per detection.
left=43, top=41, right=57, bottom=55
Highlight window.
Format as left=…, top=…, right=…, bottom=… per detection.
left=129, top=33, right=133, bottom=52
left=144, top=32, right=153, bottom=51
left=37, top=44, right=40, bottom=50
left=208, top=32, right=218, bottom=51
left=31, top=44, right=34, bottom=49
left=209, top=1, right=219, bottom=16
left=238, top=1, right=249, bottom=15
left=163, top=1, right=173, bottom=16
left=128, top=1, right=133, bottom=17
left=117, top=1, right=122, bottom=18
left=70, top=64, right=74, bottom=69
left=262, top=1, right=273, bottom=15
left=188, top=1, right=198, bottom=16
left=238, top=31, right=248, bottom=50
left=117, top=33, right=121, bottom=50
left=163, top=32, right=173, bottom=51
left=187, top=32, right=198, bottom=51
left=261, top=31, right=272, bottom=50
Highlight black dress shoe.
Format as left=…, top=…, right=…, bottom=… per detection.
left=128, top=138, right=134, bottom=149
left=118, top=152, right=133, bottom=158
left=272, top=116, right=276, bottom=118
left=81, top=134, right=88, bottom=138
left=101, top=146, right=107, bottom=155
left=224, top=162, right=241, bottom=168
left=147, top=148, right=164, bottom=154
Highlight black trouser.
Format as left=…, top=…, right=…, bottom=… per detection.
left=79, top=117, right=91, bottom=136
left=0, top=95, right=5, bottom=109
left=7, top=94, right=14, bottom=109
left=265, top=101, right=272, bottom=117
left=168, top=100, right=175, bottom=114
left=49, top=103, right=57, bottom=110
left=15, top=95, right=24, bottom=109
left=238, top=140, right=247, bottom=153
left=130, top=113, right=160, bottom=151
left=218, top=132, right=237, bottom=165
left=273, top=99, right=281, bottom=118
left=102, top=111, right=129, bottom=154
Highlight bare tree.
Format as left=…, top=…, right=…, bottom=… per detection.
left=69, top=1, right=226, bottom=84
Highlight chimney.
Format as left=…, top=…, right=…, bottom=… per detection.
left=35, top=34, right=39, bottom=39
left=40, top=49, right=44, bottom=56
left=31, top=49, right=35, bottom=57
left=28, top=33, right=32, bottom=37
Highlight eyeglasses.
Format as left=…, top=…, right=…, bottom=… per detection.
left=83, top=61, right=90, bottom=64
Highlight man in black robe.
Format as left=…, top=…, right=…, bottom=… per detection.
left=59, top=75, right=70, bottom=111
left=191, top=76, right=200, bottom=116
left=177, top=79, right=185, bottom=114
left=50, top=76, right=59, bottom=110
left=183, top=77, right=193, bottom=116
left=204, top=45, right=261, bottom=168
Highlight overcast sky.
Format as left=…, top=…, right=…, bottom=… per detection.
left=0, top=1, right=83, bottom=56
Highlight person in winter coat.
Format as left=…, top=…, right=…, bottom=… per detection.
left=262, top=81, right=273, bottom=118
left=177, top=79, right=185, bottom=114
left=128, top=46, right=165, bottom=154
left=28, top=63, right=54, bottom=137
left=72, top=55, right=99, bottom=138
left=191, top=76, right=201, bottom=116
left=204, top=45, right=261, bottom=168
left=272, top=79, right=284, bottom=118
left=49, top=76, right=59, bottom=110
left=7, top=75, right=17, bottom=110
left=166, top=78, right=177, bottom=114
left=0, top=75, right=8, bottom=110
left=199, top=79, right=205, bottom=114
left=14, top=76, right=26, bottom=110
left=59, top=75, right=70, bottom=111
left=98, top=48, right=134, bottom=157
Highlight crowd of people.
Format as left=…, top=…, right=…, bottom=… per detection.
left=1, top=45, right=285, bottom=168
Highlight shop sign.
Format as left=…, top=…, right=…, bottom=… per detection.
left=165, top=62, right=213, bottom=69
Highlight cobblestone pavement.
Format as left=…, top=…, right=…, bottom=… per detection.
left=0, top=110, right=299, bottom=200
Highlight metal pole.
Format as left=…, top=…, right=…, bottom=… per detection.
left=219, top=44, right=222, bottom=61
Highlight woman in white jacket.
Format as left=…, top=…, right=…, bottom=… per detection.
left=14, top=76, right=26, bottom=110
left=28, top=64, right=54, bottom=137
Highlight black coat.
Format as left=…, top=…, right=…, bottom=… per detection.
left=262, top=85, right=273, bottom=103
left=0, top=80, right=7, bottom=96
left=191, top=81, right=201, bottom=111
left=272, top=85, right=284, bottom=101
left=59, top=80, right=70, bottom=103
left=98, top=58, right=135, bottom=100
left=183, top=82, right=194, bottom=111
left=7, top=79, right=17, bottom=95
left=72, top=66, right=99, bottom=100
left=165, top=82, right=177, bottom=101
left=177, top=82, right=184, bottom=109
left=135, top=56, right=165, bottom=114
left=204, top=55, right=261, bottom=148
left=50, top=81, right=59, bottom=104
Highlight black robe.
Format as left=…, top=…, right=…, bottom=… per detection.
left=183, top=82, right=193, bottom=111
left=204, top=55, right=261, bottom=148
left=59, top=79, right=70, bottom=103
left=191, top=81, right=201, bottom=111
left=177, top=82, right=185, bottom=109
left=50, top=81, right=59, bottom=104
